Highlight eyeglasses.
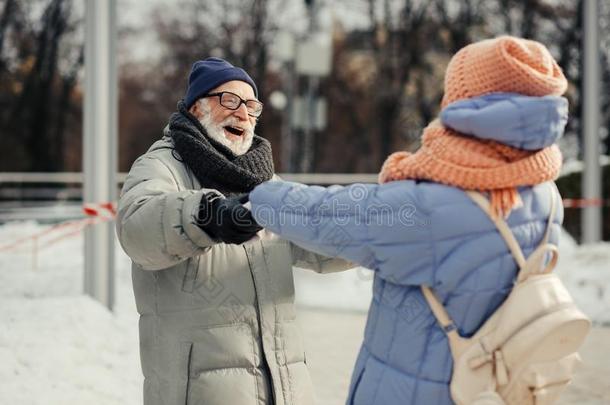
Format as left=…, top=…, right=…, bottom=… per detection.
left=202, top=91, right=264, bottom=118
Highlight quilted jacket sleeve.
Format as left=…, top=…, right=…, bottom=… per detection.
left=250, top=180, right=434, bottom=284
left=116, top=155, right=217, bottom=270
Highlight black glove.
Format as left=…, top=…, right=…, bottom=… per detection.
left=197, top=192, right=262, bottom=245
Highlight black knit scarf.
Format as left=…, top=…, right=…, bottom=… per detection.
left=168, top=101, right=274, bottom=195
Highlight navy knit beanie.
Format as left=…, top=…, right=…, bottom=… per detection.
left=184, top=57, right=258, bottom=109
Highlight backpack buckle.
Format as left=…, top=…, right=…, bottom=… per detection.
left=493, top=350, right=509, bottom=386
left=467, top=349, right=509, bottom=387
left=443, top=323, right=457, bottom=333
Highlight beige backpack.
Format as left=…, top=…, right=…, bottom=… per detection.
left=421, top=189, right=591, bottom=405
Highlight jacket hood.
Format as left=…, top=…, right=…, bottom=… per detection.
left=440, top=93, right=568, bottom=150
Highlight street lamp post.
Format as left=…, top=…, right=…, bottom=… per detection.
left=83, top=0, right=117, bottom=309
left=295, top=0, right=332, bottom=172
left=274, top=31, right=297, bottom=172
left=582, top=0, right=602, bottom=243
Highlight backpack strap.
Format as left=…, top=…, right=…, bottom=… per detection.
left=466, top=185, right=557, bottom=282
left=539, top=183, right=558, bottom=246
left=421, top=184, right=559, bottom=354
left=421, top=286, right=466, bottom=357
left=465, top=191, right=527, bottom=268
left=526, top=185, right=559, bottom=279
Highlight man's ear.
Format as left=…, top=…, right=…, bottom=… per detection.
left=189, top=100, right=201, bottom=117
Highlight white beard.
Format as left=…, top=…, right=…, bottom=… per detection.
left=198, top=101, right=254, bottom=156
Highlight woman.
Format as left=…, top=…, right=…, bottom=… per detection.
left=249, top=36, right=568, bottom=404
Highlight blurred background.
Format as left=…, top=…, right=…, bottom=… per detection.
left=0, top=0, right=609, bottom=239
left=0, top=1, right=609, bottom=404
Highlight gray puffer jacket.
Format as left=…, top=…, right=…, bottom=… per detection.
left=116, top=137, right=353, bottom=405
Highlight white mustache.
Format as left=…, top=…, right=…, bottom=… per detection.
left=221, top=117, right=254, bottom=138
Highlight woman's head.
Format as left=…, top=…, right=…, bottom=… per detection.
left=441, top=36, right=567, bottom=108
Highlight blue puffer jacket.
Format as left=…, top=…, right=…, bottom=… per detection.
left=249, top=94, right=567, bottom=404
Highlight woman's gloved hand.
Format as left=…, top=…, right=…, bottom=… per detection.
left=197, top=192, right=262, bottom=244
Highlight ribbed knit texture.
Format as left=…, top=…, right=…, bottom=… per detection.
left=380, top=119, right=563, bottom=189
left=441, top=36, right=567, bottom=108
left=379, top=36, right=566, bottom=218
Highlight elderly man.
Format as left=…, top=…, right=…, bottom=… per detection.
left=116, top=57, right=353, bottom=405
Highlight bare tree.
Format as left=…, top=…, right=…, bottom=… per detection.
left=0, top=0, right=17, bottom=64
left=434, top=0, right=485, bottom=52
left=372, top=0, right=432, bottom=162
left=0, top=0, right=82, bottom=172
left=117, top=0, right=285, bottom=169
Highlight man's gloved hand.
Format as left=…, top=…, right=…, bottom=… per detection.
left=197, top=192, right=262, bottom=245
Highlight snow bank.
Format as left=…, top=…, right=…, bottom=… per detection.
left=0, top=296, right=141, bottom=405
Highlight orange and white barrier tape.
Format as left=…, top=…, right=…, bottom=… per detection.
left=562, top=198, right=610, bottom=208
left=82, top=202, right=117, bottom=219
left=0, top=202, right=117, bottom=254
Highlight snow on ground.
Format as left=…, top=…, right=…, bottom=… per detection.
left=0, top=221, right=608, bottom=404
left=0, top=221, right=142, bottom=405
left=554, top=230, right=610, bottom=325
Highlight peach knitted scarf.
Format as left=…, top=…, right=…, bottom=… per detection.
left=378, top=119, right=562, bottom=218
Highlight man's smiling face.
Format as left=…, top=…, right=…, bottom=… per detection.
left=190, top=80, right=257, bottom=155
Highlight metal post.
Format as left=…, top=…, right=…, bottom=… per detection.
left=582, top=0, right=602, bottom=243
left=301, top=76, right=317, bottom=172
left=300, top=0, right=318, bottom=173
left=282, top=60, right=296, bottom=172
left=83, top=0, right=117, bottom=309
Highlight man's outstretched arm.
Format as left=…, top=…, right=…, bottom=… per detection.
left=116, top=155, right=217, bottom=270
